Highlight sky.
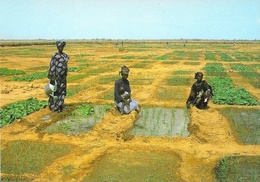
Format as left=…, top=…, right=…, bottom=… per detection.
left=0, top=0, right=259, bottom=40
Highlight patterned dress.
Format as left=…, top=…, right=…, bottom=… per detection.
left=47, top=52, right=69, bottom=112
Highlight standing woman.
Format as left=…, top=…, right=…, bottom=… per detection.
left=47, top=40, right=69, bottom=112
left=114, top=65, right=139, bottom=114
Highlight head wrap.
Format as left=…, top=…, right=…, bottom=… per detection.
left=194, top=72, right=203, bottom=79
left=56, top=40, right=66, bottom=47
left=119, top=65, right=130, bottom=75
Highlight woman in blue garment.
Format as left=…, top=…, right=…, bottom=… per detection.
left=47, top=40, right=69, bottom=112
left=114, top=65, right=139, bottom=114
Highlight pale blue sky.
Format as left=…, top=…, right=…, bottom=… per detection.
left=0, top=0, right=259, bottom=40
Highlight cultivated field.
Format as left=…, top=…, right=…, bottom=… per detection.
left=1, top=40, right=260, bottom=181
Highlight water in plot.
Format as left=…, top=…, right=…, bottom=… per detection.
left=215, top=156, right=260, bottom=181
left=83, top=151, right=182, bottom=182
left=128, top=107, right=190, bottom=137
left=44, top=105, right=110, bottom=135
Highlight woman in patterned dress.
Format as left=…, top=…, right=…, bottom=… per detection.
left=47, top=40, right=69, bottom=112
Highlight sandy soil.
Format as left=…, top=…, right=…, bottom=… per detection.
left=1, top=42, right=260, bottom=181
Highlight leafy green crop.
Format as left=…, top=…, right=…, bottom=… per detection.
left=0, top=67, right=25, bottom=76
left=70, top=104, right=95, bottom=116
left=0, top=98, right=47, bottom=127
left=231, top=64, right=253, bottom=72
left=218, top=53, right=234, bottom=62
left=203, top=63, right=227, bottom=77
left=10, top=71, right=47, bottom=82
left=208, top=77, right=258, bottom=105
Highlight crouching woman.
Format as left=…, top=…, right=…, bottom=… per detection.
left=114, top=65, right=139, bottom=114
left=186, top=72, right=213, bottom=109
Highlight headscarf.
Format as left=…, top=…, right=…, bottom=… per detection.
left=56, top=40, right=66, bottom=47
left=194, top=72, right=203, bottom=79
left=119, top=65, right=130, bottom=75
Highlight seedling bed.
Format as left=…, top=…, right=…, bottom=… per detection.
left=215, top=156, right=260, bottom=181
left=83, top=150, right=182, bottom=181
left=219, top=108, right=260, bottom=144
left=127, top=107, right=190, bottom=137
left=44, top=104, right=111, bottom=135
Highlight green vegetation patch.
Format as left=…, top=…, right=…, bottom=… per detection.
left=173, top=70, right=192, bottom=75
left=203, top=63, right=227, bottom=77
left=1, top=140, right=72, bottom=178
left=83, top=151, right=182, bottom=182
left=183, top=61, right=200, bottom=65
left=131, top=78, right=154, bottom=85
left=1, top=47, right=45, bottom=57
left=102, top=89, right=114, bottom=101
left=173, top=50, right=187, bottom=60
left=251, top=63, right=260, bottom=71
left=161, top=60, right=179, bottom=64
left=102, top=55, right=120, bottom=59
left=122, top=55, right=135, bottom=59
left=67, top=72, right=90, bottom=82
left=74, top=53, right=93, bottom=57
left=79, top=63, right=89, bottom=68
left=208, top=77, right=258, bottom=105
left=139, top=54, right=157, bottom=59
left=231, top=52, right=251, bottom=61
left=204, top=52, right=217, bottom=60
left=28, top=66, right=49, bottom=71
left=231, top=63, right=260, bottom=88
left=218, top=53, right=234, bottom=62
left=89, top=64, right=121, bottom=76
left=98, top=74, right=119, bottom=84
left=68, top=67, right=81, bottom=72
left=0, top=98, right=47, bottom=128
left=156, top=87, right=186, bottom=101
left=251, top=52, right=260, bottom=61
left=215, top=156, right=260, bottom=182
left=45, top=104, right=111, bottom=135
left=167, top=76, right=191, bottom=86
left=67, top=84, right=88, bottom=97
left=187, top=51, right=201, bottom=60
left=155, top=54, right=171, bottom=60
left=219, top=108, right=260, bottom=144
left=75, top=59, right=88, bottom=62
left=10, top=71, right=47, bottom=82
left=70, top=104, right=95, bottom=116
left=131, top=62, right=150, bottom=68
left=0, top=67, right=25, bottom=76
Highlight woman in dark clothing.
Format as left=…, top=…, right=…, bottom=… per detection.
left=186, top=72, right=213, bottom=109
left=47, top=40, right=69, bottom=112
left=114, top=65, right=139, bottom=114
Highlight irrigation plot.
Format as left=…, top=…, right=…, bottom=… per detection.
left=215, top=156, right=260, bottom=181
left=127, top=107, right=190, bottom=137
left=83, top=150, right=181, bottom=181
left=44, top=104, right=112, bottom=135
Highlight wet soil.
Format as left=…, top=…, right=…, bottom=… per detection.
left=1, top=42, right=260, bottom=181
